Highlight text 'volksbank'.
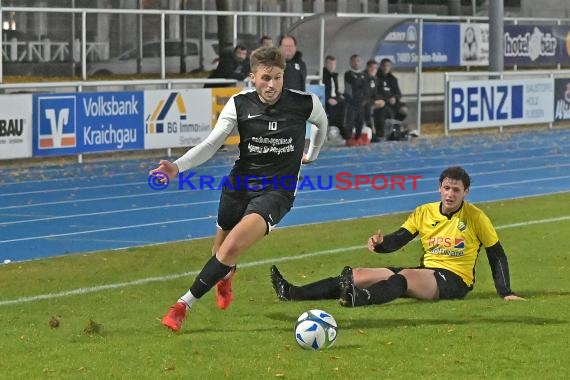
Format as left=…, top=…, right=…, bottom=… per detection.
left=83, top=95, right=139, bottom=149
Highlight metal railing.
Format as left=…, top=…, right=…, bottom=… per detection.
left=0, top=6, right=314, bottom=83
left=2, top=7, right=570, bottom=133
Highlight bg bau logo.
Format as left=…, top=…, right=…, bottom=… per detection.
left=146, top=92, right=187, bottom=134
left=451, top=84, right=523, bottom=123
left=38, top=96, right=76, bottom=149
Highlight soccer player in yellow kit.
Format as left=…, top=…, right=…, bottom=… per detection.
left=270, top=166, right=525, bottom=306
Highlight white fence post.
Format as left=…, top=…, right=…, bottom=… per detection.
left=444, top=72, right=448, bottom=136
left=161, top=12, right=166, bottom=80
left=82, top=11, right=86, bottom=80
left=416, top=18, right=423, bottom=136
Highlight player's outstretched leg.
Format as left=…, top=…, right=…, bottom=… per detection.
left=162, top=301, right=188, bottom=332
left=339, top=266, right=371, bottom=307
left=216, top=266, right=237, bottom=309
left=339, top=267, right=408, bottom=307
left=271, top=265, right=347, bottom=301
left=270, top=265, right=293, bottom=300
left=162, top=255, right=233, bottom=332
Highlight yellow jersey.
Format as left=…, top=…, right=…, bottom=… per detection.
left=401, top=201, right=499, bottom=286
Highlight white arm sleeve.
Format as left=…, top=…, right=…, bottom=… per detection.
left=305, top=93, right=328, bottom=162
left=173, top=97, right=238, bottom=173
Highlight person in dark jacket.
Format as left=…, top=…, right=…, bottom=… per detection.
left=323, top=55, right=348, bottom=140
left=279, top=35, right=307, bottom=91
left=205, top=45, right=250, bottom=88
left=343, top=54, right=367, bottom=145
left=363, top=59, right=385, bottom=142
left=375, top=58, right=410, bottom=140
left=376, top=58, right=407, bottom=122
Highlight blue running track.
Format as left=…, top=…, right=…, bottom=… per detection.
left=1, top=128, right=569, bottom=262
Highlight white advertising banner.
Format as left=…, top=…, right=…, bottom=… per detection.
left=448, top=78, right=554, bottom=130
left=460, top=23, right=489, bottom=66
left=144, top=89, right=212, bottom=149
left=0, top=94, right=33, bottom=159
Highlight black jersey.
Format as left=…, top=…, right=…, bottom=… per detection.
left=173, top=88, right=328, bottom=196
left=227, top=89, right=323, bottom=194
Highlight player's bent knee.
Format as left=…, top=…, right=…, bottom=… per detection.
left=399, top=269, right=438, bottom=300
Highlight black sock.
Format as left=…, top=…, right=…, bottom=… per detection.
left=366, top=274, right=408, bottom=305
left=189, top=255, right=232, bottom=299
left=289, top=277, right=341, bottom=300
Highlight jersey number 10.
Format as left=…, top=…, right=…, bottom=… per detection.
left=268, top=121, right=277, bottom=131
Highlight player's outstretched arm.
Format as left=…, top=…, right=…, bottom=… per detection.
left=169, top=97, right=237, bottom=173
left=367, top=229, right=384, bottom=253
left=304, top=94, right=328, bottom=164
left=370, top=227, right=415, bottom=253
left=149, top=159, right=179, bottom=180
left=485, top=242, right=524, bottom=300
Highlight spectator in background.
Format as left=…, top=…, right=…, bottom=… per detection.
left=323, top=55, right=349, bottom=140
left=363, top=59, right=384, bottom=143
left=279, top=35, right=307, bottom=91
left=260, top=35, right=273, bottom=48
left=343, top=54, right=367, bottom=146
left=376, top=58, right=408, bottom=129
left=205, top=45, right=250, bottom=88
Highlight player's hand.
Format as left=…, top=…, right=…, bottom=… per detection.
left=149, top=159, right=179, bottom=182
left=367, top=229, right=384, bottom=253
left=302, top=153, right=313, bottom=165
left=328, top=98, right=338, bottom=106
left=503, top=294, right=525, bottom=301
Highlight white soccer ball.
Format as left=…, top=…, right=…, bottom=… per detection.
left=294, top=309, right=338, bottom=350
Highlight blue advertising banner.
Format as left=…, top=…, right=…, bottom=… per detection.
left=553, top=78, right=570, bottom=123
left=33, top=91, right=144, bottom=156
left=503, top=25, right=570, bottom=67
left=376, top=22, right=460, bottom=68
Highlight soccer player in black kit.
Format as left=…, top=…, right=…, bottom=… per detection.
left=149, top=47, right=328, bottom=332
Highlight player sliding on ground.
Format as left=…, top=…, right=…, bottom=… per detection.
left=149, top=47, right=328, bottom=332
left=271, top=167, right=525, bottom=306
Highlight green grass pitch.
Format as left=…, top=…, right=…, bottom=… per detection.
left=1, top=193, right=569, bottom=379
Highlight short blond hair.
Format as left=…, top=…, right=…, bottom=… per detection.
left=250, top=47, right=286, bottom=72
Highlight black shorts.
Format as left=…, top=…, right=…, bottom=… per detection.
left=217, top=187, right=293, bottom=234
left=388, top=266, right=472, bottom=300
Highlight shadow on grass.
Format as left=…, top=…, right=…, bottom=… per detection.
left=468, top=290, right=570, bottom=299
left=175, top=325, right=292, bottom=336
left=338, top=316, right=567, bottom=330
left=264, top=312, right=567, bottom=331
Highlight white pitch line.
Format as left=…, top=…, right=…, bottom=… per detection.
left=0, top=245, right=363, bottom=306
left=0, top=215, right=216, bottom=244
left=1, top=215, right=569, bottom=307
